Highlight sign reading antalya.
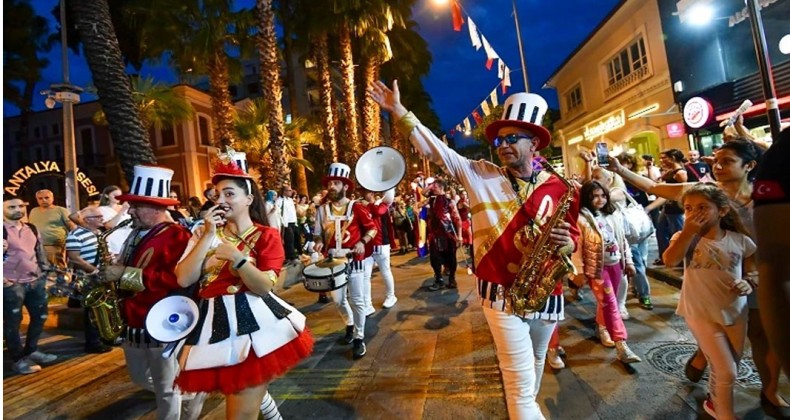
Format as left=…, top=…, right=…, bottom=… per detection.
left=4, top=161, right=98, bottom=197
left=583, top=110, right=626, bottom=139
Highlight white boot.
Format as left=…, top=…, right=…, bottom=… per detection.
left=597, top=325, right=615, bottom=348
left=547, top=348, right=565, bottom=369
left=615, top=341, right=642, bottom=363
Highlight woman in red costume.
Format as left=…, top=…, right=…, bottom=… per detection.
left=175, top=149, right=313, bottom=419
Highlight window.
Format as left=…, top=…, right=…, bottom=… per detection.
left=564, top=84, right=583, bottom=113
left=81, top=128, right=95, bottom=166
left=160, top=126, right=176, bottom=147
left=247, top=82, right=260, bottom=95
left=52, top=144, right=62, bottom=160
left=606, top=36, right=648, bottom=87
left=52, top=123, right=60, bottom=136
left=34, top=147, right=44, bottom=161
left=198, top=115, right=211, bottom=146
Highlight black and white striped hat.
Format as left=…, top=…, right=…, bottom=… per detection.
left=485, top=93, right=551, bottom=150
left=212, top=147, right=253, bottom=184
left=116, top=165, right=179, bottom=207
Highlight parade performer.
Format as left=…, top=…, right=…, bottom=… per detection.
left=361, top=188, right=398, bottom=310
left=369, top=81, right=579, bottom=419
left=104, top=165, right=206, bottom=420
left=174, top=149, right=313, bottom=419
left=313, top=163, right=378, bottom=360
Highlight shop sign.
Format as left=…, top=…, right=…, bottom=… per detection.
left=683, top=97, right=713, bottom=129
left=666, top=122, right=686, bottom=138
left=583, top=109, right=625, bottom=138
left=4, top=161, right=98, bottom=197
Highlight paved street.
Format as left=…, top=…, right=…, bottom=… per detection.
left=3, top=249, right=787, bottom=419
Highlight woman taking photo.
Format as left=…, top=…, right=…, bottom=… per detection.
left=610, top=140, right=788, bottom=418
left=175, top=151, right=313, bottom=419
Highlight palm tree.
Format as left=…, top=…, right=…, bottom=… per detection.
left=70, top=0, right=156, bottom=182
left=138, top=0, right=256, bottom=148
left=255, top=0, right=289, bottom=191
left=91, top=76, right=194, bottom=129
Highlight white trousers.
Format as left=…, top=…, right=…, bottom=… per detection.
left=482, top=307, right=555, bottom=420
left=122, top=342, right=206, bottom=420
left=331, top=260, right=370, bottom=340
left=363, top=244, right=396, bottom=308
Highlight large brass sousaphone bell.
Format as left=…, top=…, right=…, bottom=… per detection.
left=355, top=146, right=406, bottom=192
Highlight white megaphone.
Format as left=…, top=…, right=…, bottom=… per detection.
left=146, top=295, right=200, bottom=343
left=355, top=146, right=406, bottom=192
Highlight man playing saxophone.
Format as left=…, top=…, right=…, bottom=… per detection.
left=369, top=81, right=580, bottom=420
left=102, top=165, right=206, bottom=420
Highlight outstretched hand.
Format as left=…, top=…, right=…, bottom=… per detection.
left=367, top=80, right=405, bottom=117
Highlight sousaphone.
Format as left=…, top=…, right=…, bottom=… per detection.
left=355, top=146, right=406, bottom=192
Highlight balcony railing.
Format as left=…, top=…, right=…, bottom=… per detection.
left=604, top=65, right=651, bottom=98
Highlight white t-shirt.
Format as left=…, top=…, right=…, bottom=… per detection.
left=595, top=214, right=621, bottom=266
left=97, top=205, right=133, bottom=256
left=675, top=230, right=757, bottom=326
left=277, top=197, right=298, bottom=224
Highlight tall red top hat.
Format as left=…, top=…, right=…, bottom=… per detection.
left=116, top=165, right=179, bottom=207
left=211, top=147, right=253, bottom=185
left=485, top=93, right=551, bottom=150
left=322, top=162, right=354, bottom=193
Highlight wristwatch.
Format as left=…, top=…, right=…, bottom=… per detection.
left=233, top=257, right=249, bottom=270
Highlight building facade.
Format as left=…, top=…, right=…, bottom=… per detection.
left=544, top=0, right=685, bottom=177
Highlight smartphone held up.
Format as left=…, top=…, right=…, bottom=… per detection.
left=595, top=142, right=610, bottom=167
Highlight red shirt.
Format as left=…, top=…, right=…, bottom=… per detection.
left=317, top=201, right=376, bottom=261
left=121, top=223, right=191, bottom=328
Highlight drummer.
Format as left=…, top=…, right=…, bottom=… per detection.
left=312, top=163, right=378, bottom=360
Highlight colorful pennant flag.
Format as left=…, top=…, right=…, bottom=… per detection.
left=452, top=1, right=464, bottom=32
left=481, top=36, right=499, bottom=70
left=463, top=118, right=471, bottom=133
left=502, top=66, right=511, bottom=94
left=472, top=111, right=483, bottom=125
left=481, top=99, right=491, bottom=116
left=468, top=18, right=482, bottom=50
left=490, top=89, right=499, bottom=107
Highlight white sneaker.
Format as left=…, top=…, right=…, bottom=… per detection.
left=615, top=341, right=642, bottom=363
left=382, top=295, right=398, bottom=309
left=620, top=309, right=630, bottom=320
left=547, top=348, right=565, bottom=369
left=597, top=325, right=615, bottom=348
left=12, top=358, right=42, bottom=374
left=28, top=351, right=57, bottom=364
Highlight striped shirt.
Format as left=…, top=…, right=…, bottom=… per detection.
left=65, top=226, right=99, bottom=269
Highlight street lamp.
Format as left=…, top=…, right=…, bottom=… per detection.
left=677, top=0, right=782, bottom=139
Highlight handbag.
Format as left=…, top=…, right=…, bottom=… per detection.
left=620, top=193, right=655, bottom=243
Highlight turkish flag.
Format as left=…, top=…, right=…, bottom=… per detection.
left=452, top=1, right=464, bottom=32
left=472, top=111, right=483, bottom=125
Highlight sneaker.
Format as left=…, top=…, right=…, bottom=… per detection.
left=615, top=341, right=641, bottom=363
left=557, top=346, right=566, bottom=357
left=365, top=306, right=375, bottom=317
left=27, top=351, right=57, bottom=364
left=341, top=325, right=354, bottom=344
left=352, top=339, right=367, bottom=359
left=652, top=258, right=664, bottom=266
left=597, top=325, right=615, bottom=348
left=428, top=281, right=444, bottom=291
left=12, top=358, right=42, bottom=375
left=547, top=348, right=565, bottom=369
left=703, top=397, right=716, bottom=419
left=640, top=296, right=654, bottom=310
left=620, top=310, right=630, bottom=320
left=382, top=295, right=398, bottom=309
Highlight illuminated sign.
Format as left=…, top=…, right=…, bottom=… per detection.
left=583, top=110, right=625, bottom=138
left=4, top=161, right=98, bottom=197
left=666, top=122, right=686, bottom=138
left=627, top=103, right=660, bottom=120
left=567, top=135, right=584, bottom=145
left=683, top=97, right=713, bottom=129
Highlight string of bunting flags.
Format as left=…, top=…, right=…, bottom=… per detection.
left=446, top=0, right=512, bottom=137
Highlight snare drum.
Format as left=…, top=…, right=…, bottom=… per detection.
left=302, top=261, right=349, bottom=292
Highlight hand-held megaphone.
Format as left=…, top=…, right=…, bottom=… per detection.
left=355, top=146, right=406, bottom=192
left=146, top=295, right=200, bottom=343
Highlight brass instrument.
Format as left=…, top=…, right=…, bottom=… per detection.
left=84, top=218, right=133, bottom=342
left=507, top=162, right=576, bottom=314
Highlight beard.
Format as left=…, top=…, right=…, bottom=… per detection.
left=328, top=189, right=345, bottom=202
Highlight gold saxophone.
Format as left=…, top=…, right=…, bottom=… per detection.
left=84, top=218, right=133, bottom=342
left=507, top=162, right=576, bottom=314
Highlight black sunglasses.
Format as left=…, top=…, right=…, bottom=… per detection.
left=492, top=133, right=534, bottom=148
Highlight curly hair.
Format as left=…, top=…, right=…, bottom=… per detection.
left=717, top=139, right=763, bottom=182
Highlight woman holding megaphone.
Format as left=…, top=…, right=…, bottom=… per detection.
left=175, top=148, right=313, bottom=420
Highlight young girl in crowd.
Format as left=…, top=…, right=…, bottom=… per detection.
left=577, top=181, right=640, bottom=363
left=663, top=183, right=756, bottom=420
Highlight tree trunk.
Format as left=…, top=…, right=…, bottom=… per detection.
left=359, top=55, right=381, bottom=150
left=207, top=51, right=236, bottom=148
left=281, top=0, right=308, bottom=196
left=257, top=0, right=289, bottom=191
left=314, top=34, right=338, bottom=162
left=338, top=23, right=360, bottom=163
left=71, top=0, right=155, bottom=184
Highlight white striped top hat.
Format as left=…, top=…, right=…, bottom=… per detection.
left=116, top=165, right=179, bottom=206
left=212, top=147, right=253, bottom=185
left=322, top=162, right=355, bottom=192
left=485, top=92, right=551, bottom=150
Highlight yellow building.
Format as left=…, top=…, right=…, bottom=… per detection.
left=543, top=0, right=687, bottom=176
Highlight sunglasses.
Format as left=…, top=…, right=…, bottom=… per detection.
left=492, top=133, right=534, bottom=148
